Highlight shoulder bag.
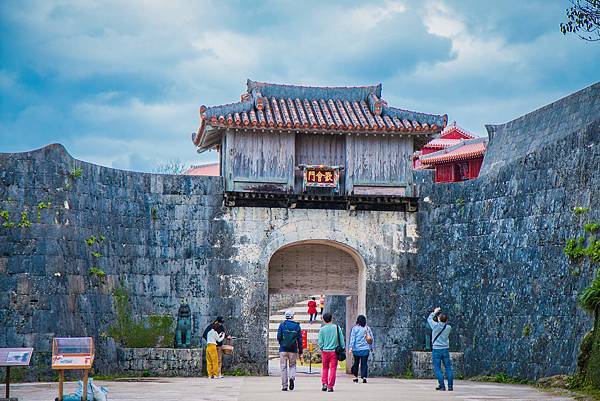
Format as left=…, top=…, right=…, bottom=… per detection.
left=335, top=325, right=347, bottom=361
left=430, top=324, right=447, bottom=349
left=365, top=326, right=373, bottom=345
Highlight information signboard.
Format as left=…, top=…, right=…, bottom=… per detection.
left=52, top=337, right=95, bottom=401
left=0, top=348, right=33, bottom=367
left=301, top=330, right=308, bottom=349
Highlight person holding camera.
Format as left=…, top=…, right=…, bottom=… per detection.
left=427, top=307, right=453, bottom=391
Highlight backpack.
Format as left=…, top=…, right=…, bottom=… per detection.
left=280, top=323, right=298, bottom=349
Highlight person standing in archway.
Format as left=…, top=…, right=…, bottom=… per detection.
left=349, top=315, right=373, bottom=383
left=318, top=312, right=345, bottom=392
left=319, top=295, right=325, bottom=315
left=277, top=310, right=303, bottom=391
left=307, top=297, right=318, bottom=323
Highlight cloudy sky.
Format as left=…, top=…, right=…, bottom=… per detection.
left=1, top=0, right=598, bottom=172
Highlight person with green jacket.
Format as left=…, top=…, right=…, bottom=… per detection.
left=318, top=312, right=345, bottom=392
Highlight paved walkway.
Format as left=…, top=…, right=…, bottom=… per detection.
left=9, top=376, right=575, bottom=401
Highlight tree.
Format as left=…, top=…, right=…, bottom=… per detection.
left=154, top=158, right=187, bottom=175
left=560, top=0, right=600, bottom=41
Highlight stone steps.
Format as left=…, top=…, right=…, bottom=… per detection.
left=268, top=297, right=324, bottom=359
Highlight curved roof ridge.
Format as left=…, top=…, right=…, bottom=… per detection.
left=247, top=79, right=382, bottom=101
left=385, top=105, right=447, bottom=127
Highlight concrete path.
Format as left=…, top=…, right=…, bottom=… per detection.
left=9, top=376, right=575, bottom=401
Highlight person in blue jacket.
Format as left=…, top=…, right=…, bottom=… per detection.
left=428, top=307, right=453, bottom=391
left=277, top=310, right=303, bottom=391
left=349, top=315, right=374, bottom=383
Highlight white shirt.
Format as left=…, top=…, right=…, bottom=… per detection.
left=207, top=329, right=225, bottom=345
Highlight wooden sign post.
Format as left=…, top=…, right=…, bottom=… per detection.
left=0, top=348, right=33, bottom=401
left=51, top=338, right=94, bottom=401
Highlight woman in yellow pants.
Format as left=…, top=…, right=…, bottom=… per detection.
left=206, top=323, right=225, bottom=378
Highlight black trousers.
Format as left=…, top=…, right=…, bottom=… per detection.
left=351, top=353, right=369, bottom=378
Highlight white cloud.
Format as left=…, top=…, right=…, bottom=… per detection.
left=1, top=0, right=597, bottom=172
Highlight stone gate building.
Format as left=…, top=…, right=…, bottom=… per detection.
left=0, top=82, right=598, bottom=380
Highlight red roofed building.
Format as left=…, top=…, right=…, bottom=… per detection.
left=413, top=122, right=476, bottom=169
left=419, top=137, right=488, bottom=183
left=184, top=162, right=220, bottom=176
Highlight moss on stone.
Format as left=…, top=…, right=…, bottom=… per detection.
left=578, top=307, right=600, bottom=389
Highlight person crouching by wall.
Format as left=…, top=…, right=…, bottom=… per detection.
left=318, top=312, right=345, bottom=392
left=349, top=315, right=374, bottom=383
left=206, top=323, right=225, bottom=379
left=427, top=307, right=453, bottom=391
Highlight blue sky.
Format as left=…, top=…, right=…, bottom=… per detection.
left=1, top=0, right=598, bottom=172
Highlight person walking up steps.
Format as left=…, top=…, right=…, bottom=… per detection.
left=318, top=312, right=345, bottom=392
left=428, top=307, right=454, bottom=391
left=349, top=315, right=374, bottom=383
left=205, top=322, right=225, bottom=379
left=277, top=310, right=303, bottom=391
left=307, top=297, right=318, bottom=323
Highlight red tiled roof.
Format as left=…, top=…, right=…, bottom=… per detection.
left=193, top=80, right=447, bottom=151
left=184, top=163, right=220, bottom=176
left=420, top=138, right=487, bottom=165
left=440, top=121, right=476, bottom=139
left=425, top=138, right=463, bottom=149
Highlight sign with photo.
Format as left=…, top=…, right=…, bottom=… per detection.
left=0, top=348, right=33, bottom=366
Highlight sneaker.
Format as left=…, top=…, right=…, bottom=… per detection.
left=435, top=386, right=446, bottom=391
left=327, top=388, right=334, bottom=392
left=448, top=387, right=454, bottom=391
left=218, top=375, right=224, bottom=379
left=289, top=378, right=295, bottom=390
left=353, top=378, right=358, bottom=383
left=282, top=388, right=288, bottom=391
left=322, top=384, right=328, bottom=391
left=363, top=378, right=367, bottom=383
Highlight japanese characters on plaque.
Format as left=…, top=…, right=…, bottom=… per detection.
left=303, top=165, right=340, bottom=190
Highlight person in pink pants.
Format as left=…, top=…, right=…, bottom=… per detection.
left=318, top=312, right=345, bottom=392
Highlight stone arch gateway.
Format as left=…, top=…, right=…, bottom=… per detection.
left=267, top=240, right=367, bottom=373
left=268, top=241, right=366, bottom=307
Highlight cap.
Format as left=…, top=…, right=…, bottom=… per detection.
left=284, top=310, right=294, bottom=319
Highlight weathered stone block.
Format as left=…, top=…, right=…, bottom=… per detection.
left=411, top=351, right=464, bottom=379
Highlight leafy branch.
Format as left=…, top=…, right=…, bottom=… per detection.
left=560, top=0, right=600, bottom=41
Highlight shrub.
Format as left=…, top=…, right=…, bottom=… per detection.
left=565, top=237, right=586, bottom=260
left=89, top=267, right=106, bottom=279
left=108, top=286, right=174, bottom=348
left=584, top=223, right=599, bottom=234
left=579, top=270, right=600, bottom=313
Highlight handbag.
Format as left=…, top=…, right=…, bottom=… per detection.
left=335, top=325, right=346, bottom=362
left=365, top=326, right=373, bottom=345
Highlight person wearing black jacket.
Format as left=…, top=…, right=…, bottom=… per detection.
left=277, top=310, right=303, bottom=391
left=202, top=316, right=228, bottom=378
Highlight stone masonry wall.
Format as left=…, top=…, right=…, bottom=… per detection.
left=0, top=144, right=235, bottom=379
left=0, top=144, right=418, bottom=378
left=1, top=83, right=598, bottom=380
left=414, top=83, right=600, bottom=379
left=117, top=348, right=203, bottom=377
